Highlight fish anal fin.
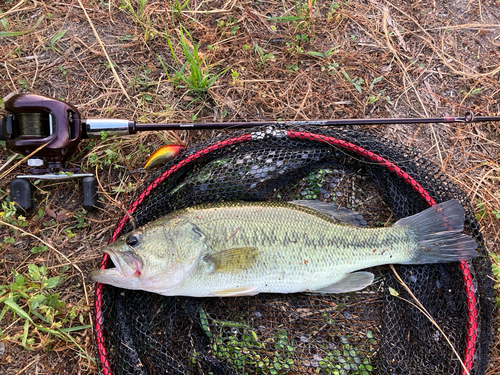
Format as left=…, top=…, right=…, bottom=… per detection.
left=210, top=286, right=257, bottom=297
left=313, top=272, right=374, bottom=294
left=205, top=247, right=258, bottom=273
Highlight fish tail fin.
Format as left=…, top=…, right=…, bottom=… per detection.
left=395, top=199, right=478, bottom=264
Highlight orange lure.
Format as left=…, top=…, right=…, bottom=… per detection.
left=143, top=144, right=185, bottom=169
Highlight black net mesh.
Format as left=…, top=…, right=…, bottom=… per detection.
left=94, top=125, right=493, bottom=375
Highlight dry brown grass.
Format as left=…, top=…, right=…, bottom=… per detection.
left=0, top=0, right=499, bottom=374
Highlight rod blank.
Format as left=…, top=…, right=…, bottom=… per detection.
left=134, top=113, right=495, bottom=131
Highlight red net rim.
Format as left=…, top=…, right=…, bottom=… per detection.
left=94, top=130, right=478, bottom=375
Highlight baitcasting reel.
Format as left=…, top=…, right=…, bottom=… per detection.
left=1, top=94, right=136, bottom=212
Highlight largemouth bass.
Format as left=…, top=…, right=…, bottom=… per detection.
left=92, top=200, right=478, bottom=297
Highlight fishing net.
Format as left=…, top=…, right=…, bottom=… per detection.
left=94, top=125, right=493, bottom=375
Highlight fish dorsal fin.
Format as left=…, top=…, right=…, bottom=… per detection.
left=204, top=247, right=259, bottom=273
left=210, top=286, right=258, bottom=297
left=289, top=200, right=368, bottom=227
left=313, top=272, right=374, bottom=294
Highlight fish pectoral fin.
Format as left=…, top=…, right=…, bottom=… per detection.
left=204, top=247, right=258, bottom=273
left=313, top=272, right=375, bottom=294
left=210, top=286, right=258, bottom=297
left=289, top=200, right=368, bottom=227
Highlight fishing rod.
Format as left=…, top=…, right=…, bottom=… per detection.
left=131, top=112, right=497, bottom=131
left=1, top=93, right=499, bottom=211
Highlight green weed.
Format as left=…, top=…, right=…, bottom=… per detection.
left=326, top=1, right=341, bottom=21
left=199, top=308, right=298, bottom=374
left=253, top=43, right=275, bottom=69
left=46, top=30, right=68, bottom=53
left=342, top=71, right=364, bottom=93
left=59, top=65, right=68, bottom=77
left=490, top=253, right=500, bottom=310
left=269, top=0, right=315, bottom=31
left=367, top=76, right=386, bottom=104
left=306, top=45, right=339, bottom=60
left=231, top=68, right=243, bottom=85
left=163, top=26, right=229, bottom=94
left=0, top=264, right=91, bottom=351
left=300, top=168, right=333, bottom=200
left=475, top=200, right=500, bottom=221
left=128, top=65, right=153, bottom=91
left=286, top=33, right=310, bottom=55
left=85, top=131, right=127, bottom=170
left=121, top=0, right=153, bottom=42
left=171, top=0, right=190, bottom=19
left=18, top=78, right=28, bottom=91
left=318, top=335, right=374, bottom=375
left=217, top=15, right=240, bottom=36
left=104, top=60, right=117, bottom=69
left=1, top=201, right=28, bottom=243
left=0, top=10, right=8, bottom=31
left=198, top=306, right=373, bottom=374
left=287, top=63, right=299, bottom=72
left=0, top=15, right=44, bottom=38
left=116, top=33, right=134, bottom=41
left=476, top=201, right=487, bottom=221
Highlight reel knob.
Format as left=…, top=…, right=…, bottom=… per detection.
left=0, top=115, right=13, bottom=140
left=82, top=176, right=98, bottom=211
left=10, top=178, right=33, bottom=213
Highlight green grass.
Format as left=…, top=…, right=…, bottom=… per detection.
left=269, top=0, right=316, bottom=30
left=253, top=43, right=276, bottom=69
left=490, top=253, right=500, bottom=310
left=0, top=14, right=44, bottom=38
left=171, top=0, right=190, bottom=19
left=121, top=0, right=153, bottom=42
left=45, top=30, right=68, bottom=52
left=0, top=264, right=91, bottom=352
left=162, top=25, right=229, bottom=95
left=0, top=203, right=91, bottom=354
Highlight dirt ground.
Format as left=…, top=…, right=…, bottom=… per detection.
left=0, top=0, right=499, bottom=374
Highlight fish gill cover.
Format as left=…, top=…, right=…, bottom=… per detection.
left=94, top=125, right=493, bottom=375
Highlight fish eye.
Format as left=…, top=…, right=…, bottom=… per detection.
left=126, top=234, right=140, bottom=247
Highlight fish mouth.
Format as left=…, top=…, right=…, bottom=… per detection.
left=91, top=248, right=139, bottom=283
left=103, top=248, right=127, bottom=277
left=90, top=267, right=122, bottom=283
left=105, top=247, right=142, bottom=278
left=90, top=249, right=126, bottom=283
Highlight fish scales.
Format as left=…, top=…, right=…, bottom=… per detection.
left=92, top=200, right=477, bottom=297
left=173, top=202, right=411, bottom=295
